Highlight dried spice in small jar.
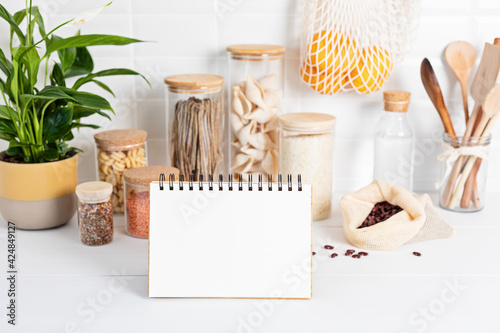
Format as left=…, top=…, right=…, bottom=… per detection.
left=76, top=181, right=114, bottom=246
left=124, top=166, right=179, bottom=238
left=94, top=129, right=148, bottom=213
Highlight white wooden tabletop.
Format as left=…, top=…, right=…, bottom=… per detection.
left=1, top=192, right=499, bottom=333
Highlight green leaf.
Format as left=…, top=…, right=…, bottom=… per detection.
left=0, top=131, right=14, bottom=141
left=0, top=48, right=11, bottom=76
left=0, top=118, right=18, bottom=136
left=43, top=106, right=73, bottom=142
left=40, top=148, right=59, bottom=161
left=6, top=146, right=23, bottom=157
left=64, top=47, right=93, bottom=78
left=0, top=4, right=25, bottom=46
left=73, top=105, right=111, bottom=121
left=52, top=36, right=76, bottom=73
left=88, top=80, right=115, bottom=97
left=72, top=123, right=100, bottom=130
left=31, top=7, right=46, bottom=38
left=0, top=105, right=19, bottom=121
left=73, top=68, right=150, bottom=90
left=13, top=46, right=41, bottom=90
left=45, top=34, right=144, bottom=58
left=50, top=63, right=66, bottom=87
left=20, top=86, right=75, bottom=105
left=60, top=87, right=113, bottom=111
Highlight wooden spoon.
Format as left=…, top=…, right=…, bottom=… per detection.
left=441, top=40, right=500, bottom=207
left=445, top=41, right=476, bottom=124
left=420, top=58, right=456, bottom=138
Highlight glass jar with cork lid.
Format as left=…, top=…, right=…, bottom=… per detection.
left=123, top=165, right=179, bottom=238
left=94, top=129, right=148, bottom=213
left=226, top=44, right=285, bottom=180
left=278, top=113, right=336, bottom=221
left=164, top=74, right=225, bottom=180
left=374, top=90, right=414, bottom=190
left=75, top=181, right=114, bottom=246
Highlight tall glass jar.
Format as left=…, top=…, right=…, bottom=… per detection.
left=279, top=113, right=336, bottom=221
left=227, top=44, right=285, bottom=179
left=439, top=134, right=491, bottom=212
left=124, top=165, right=179, bottom=239
left=75, top=181, right=113, bottom=246
left=94, top=129, right=148, bottom=213
left=164, top=74, right=225, bottom=180
left=374, top=90, right=414, bottom=190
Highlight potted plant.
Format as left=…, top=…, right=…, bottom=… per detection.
left=0, top=2, right=148, bottom=229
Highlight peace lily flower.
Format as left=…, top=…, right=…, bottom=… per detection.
left=71, top=2, right=112, bottom=25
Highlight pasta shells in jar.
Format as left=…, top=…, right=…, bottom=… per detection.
left=94, top=129, right=148, bottom=213
left=226, top=44, right=285, bottom=180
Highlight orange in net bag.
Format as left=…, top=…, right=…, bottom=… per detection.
left=300, top=0, right=421, bottom=95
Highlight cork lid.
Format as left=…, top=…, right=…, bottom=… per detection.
left=383, top=90, right=411, bottom=112
left=123, top=165, right=180, bottom=186
left=227, top=44, right=285, bottom=56
left=94, top=129, right=147, bottom=149
left=164, top=74, right=224, bottom=91
left=76, top=181, right=112, bottom=201
left=279, top=113, right=336, bottom=132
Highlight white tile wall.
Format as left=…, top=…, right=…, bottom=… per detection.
left=0, top=0, right=499, bottom=193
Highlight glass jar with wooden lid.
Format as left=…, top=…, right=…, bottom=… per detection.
left=94, top=129, right=148, bottom=213
left=278, top=113, right=336, bottom=221
left=76, top=181, right=114, bottom=246
left=164, top=74, right=225, bottom=181
left=226, top=44, right=285, bottom=180
left=123, top=165, right=179, bottom=238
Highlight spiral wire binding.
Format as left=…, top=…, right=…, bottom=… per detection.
left=158, top=173, right=302, bottom=192
left=159, top=173, right=165, bottom=190
left=169, top=173, right=175, bottom=190
left=208, top=174, right=214, bottom=190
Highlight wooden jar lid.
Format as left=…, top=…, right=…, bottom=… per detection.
left=226, top=44, right=285, bottom=56
left=279, top=113, right=336, bottom=132
left=94, top=129, right=147, bottom=149
left=123, top=165, right=180, bottom=186
left=164, top=74, right=224, bottom=90
left=76, top=181, right=113, bottom=201
left=383, top=90, right=411, bottom=112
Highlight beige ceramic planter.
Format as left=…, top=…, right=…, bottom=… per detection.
left=0, top=152, right=78, bottom=229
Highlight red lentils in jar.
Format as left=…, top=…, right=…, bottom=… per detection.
left=124, top=166, right=179, bottom=238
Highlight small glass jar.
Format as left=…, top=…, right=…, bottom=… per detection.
left=279, top=113, right=336, bottom=221
left=439, top=134, right=491, bottom=212
left=124, top=165, right=179, bottom=238
left=76, top=181, right=113, bottom=246
left=94, top=129, right=148, bottom=213
left=227, top=44, right=285, bottom=179
left=164, top=74, right=225, bottom=180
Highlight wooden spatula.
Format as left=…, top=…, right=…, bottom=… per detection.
left=441, top=41, right=500, bottom=207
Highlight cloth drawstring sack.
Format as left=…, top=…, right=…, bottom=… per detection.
left=340, top=180, right=455, bottom=250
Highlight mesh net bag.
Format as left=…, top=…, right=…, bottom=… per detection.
left=300, top=0, right=421, bottom=95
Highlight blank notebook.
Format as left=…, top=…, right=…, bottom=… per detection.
left=148, top=175, right=312, bottom=299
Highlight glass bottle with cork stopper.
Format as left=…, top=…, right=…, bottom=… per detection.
left=75, top=181, right=114, bottom=246
left=123, top=165, right=179, bottom=239
left=226, top=44, right=285, bottom=180
left=374, top=90, right=414, bottom=190
left=164, top=74, right=225, bottom=180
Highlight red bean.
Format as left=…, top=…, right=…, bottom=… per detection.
left=358, top=252, right=368, bottom=256
left=345, top=251, right=352, bottom=256
left=413, top=252, right=421, bottom=256
left=352, top=255, right=361, bottom=258
left=346, top=249, right=355, bottom=253
left=330, top=253, right=338, bottom=258
left=324, top=245, right=334, bottom=250
left=312, top=252, right=316, bottom=256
